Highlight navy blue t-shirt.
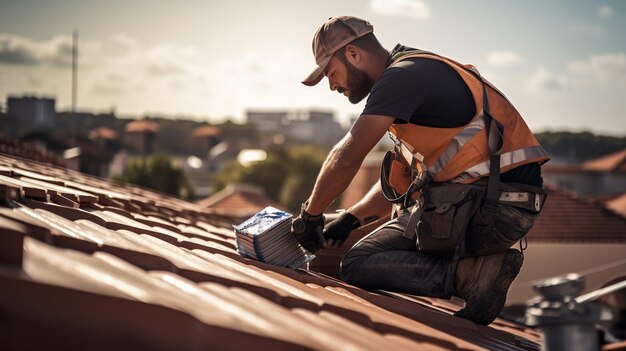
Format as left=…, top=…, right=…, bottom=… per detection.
left=363, top=44, right=542, bottom=187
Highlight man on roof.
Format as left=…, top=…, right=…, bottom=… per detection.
left=291, top=16, right=549, bottom=326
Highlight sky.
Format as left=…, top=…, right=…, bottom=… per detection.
left=0, top=0, right=625, bottom=134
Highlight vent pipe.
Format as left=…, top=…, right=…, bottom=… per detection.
left=526, top=273, right=613, bottom=351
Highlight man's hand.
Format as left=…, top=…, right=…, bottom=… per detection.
left=291, top=205, right=325, bottom=254
left=323, top=212, right=361, bottom=248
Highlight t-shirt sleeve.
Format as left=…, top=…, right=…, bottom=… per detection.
left=362, top=66, right=425, bottom=122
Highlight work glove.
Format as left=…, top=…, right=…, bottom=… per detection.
left=323, top=212, right=361, bottom=248
left=291, top=204, right=325, bottom=254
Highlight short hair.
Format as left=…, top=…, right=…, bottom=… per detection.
left=349, top=33, right=383, bottom=52
left=335, top=33, right=384, bottom=64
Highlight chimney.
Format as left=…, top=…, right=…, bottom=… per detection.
left=526, top=274, right=613, bottom=351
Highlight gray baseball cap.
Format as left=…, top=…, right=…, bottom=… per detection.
left=302, top=16, right=373, bottom=86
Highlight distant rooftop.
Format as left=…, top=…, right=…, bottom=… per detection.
left=528, top=183, right=626, bottom=243
left=192, top=126, right=221, bottom=138
left=196, top=184, right=280, bottom=220
left=88, top=127, right=117, bottom=140
left=125, top=120, right=159, bottom=133
left=582, top=148, right=626, bottom=173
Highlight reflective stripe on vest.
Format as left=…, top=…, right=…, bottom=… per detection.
left=452, top=145, right=548, bottom=183
left=427, top=110, right=486, bottom=175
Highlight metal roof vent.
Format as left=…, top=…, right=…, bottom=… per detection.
left=526, top=273, right=614, bottom=351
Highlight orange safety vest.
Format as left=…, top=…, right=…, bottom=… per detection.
left=386, top=51, right=549, bottom=193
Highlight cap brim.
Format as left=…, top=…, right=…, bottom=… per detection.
left=301, top=56, right=331, bottom=86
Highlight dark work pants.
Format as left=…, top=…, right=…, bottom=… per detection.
left=339, top=202, right=538, bottom=299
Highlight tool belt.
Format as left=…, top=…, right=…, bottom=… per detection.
left=382, top=151, right=546, bottom=254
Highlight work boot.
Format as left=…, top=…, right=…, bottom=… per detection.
left=453, top=249, right=524, bottom=325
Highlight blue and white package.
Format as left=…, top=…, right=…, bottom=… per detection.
left=233, top=206, right=314, bottom=269
left=233, top=206, right=292, bottom=237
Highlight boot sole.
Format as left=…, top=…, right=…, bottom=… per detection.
left=454, top=250, right=524, bottom=325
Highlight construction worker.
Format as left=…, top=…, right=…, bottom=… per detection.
left=292, top=16, right=549, bottom=326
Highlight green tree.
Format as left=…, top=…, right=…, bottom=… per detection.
left=211, top=146, right=326, bottom=211
left=279, top=146, right=325, bottom=211
left=535, top=131, right=626, bottom=162
left=211, top=150, right=290, bottom=202
left=114, top=153, right=194, bottom=199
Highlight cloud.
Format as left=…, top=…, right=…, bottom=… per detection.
left=0, top=34, right=43, bottom=65
left=528, top=67, right=566, bottom=91
left=370, top=0, right=431, bottom=20
left=205, top=51, right=309, bottom=112
left=567, top=53, right=626, bottom=80
left=486, top=51, right=524, bottom=68
left=0, top=33, right=73, bottom=66
left=533, top=53, right=626, bottom=134
left=598, top=5, right=613, bottom=18
left=563, top=53, right=626, bottom=97
left=526, top=53, right=626, bottom=92
left=48, top=36, right=73, bottom=66
left=144, top=44, right=200, bottom=76
left=105, top=34, right=138, bottom=57
left=92, top=73, right=127, bottom=96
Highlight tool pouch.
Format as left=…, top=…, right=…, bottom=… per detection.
left=381, top=150, right=423, bottom=207
left=413, top=183, right=485, bottom=254
left=388, top=152, right=412, bottom=195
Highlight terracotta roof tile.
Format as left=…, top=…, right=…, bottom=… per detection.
left=582, top=148, right=626, bottom=172
left=1, top=150, right=610, bottom=350
left=0, top=136, right=65, bottom=166
left=528, top=183, right=626, bottom=243
left=607, top=193, right=626, bottom=218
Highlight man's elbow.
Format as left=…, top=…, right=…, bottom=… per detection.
left=329, top=137, right=363, bottom=170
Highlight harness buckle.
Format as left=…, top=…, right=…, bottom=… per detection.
left=534, top=193, right=543, bottom=212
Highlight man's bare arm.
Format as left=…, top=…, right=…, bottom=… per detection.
left=305, top=114, right=395, bottom=215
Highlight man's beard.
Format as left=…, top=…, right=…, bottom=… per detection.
left=344, top=61, right=374, bottom=104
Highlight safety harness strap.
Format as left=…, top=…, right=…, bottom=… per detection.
left=403, top=195, right=426, bottom=241
left=381, top=55, right=506, bottom=240
left=482, top=79, right=504, bottom=217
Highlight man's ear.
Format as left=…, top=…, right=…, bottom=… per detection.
left=344, top=44, right=361, bottom=65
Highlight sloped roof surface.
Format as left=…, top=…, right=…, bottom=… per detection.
left=527, top=183, right=626, bottom=243
left=0, top=152, right=547, bottom=350
left=0, top=135, right=65, bottom=166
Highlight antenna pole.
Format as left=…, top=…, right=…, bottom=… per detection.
left=72, top=30, right=78, bottom=116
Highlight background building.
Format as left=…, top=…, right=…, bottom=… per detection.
left=246, top=110, right=289, bottom=134
left=288, top=110, right=344, bottom=146
left=7, top=95, right=56, bottom=133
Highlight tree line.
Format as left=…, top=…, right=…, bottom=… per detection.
left=535, top=131, right=626, bottom=163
